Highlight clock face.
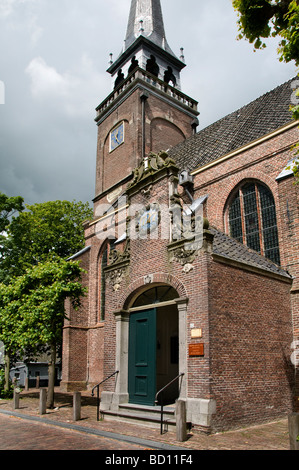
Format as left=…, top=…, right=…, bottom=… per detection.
left=138, top=207, right=159, bottom=235
left=110, top=122, right=124, bottom=151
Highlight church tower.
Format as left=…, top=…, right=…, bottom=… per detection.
left=94, top=0, right=199, bottom=207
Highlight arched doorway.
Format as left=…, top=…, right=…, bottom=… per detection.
left=128, top=285, right=179, bottom=406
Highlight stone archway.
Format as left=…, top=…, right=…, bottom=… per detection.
left=101, top=283, right=188, bottom=411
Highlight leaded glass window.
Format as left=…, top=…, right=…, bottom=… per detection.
left=228, top=182, right=280, bottom=265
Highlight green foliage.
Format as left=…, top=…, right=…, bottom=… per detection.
left=0, top=368, right=14, bottom=399
left=232, top=0, right=299, bottom=65
left=292, top=158, right=299, bottom=182
left=0, top=193, right=24, bottom=269
left=232, top=0, right=299, bottom=183
left=0, top=193, right=24, bottom=233
left=0, top=196, right=90, bottom=397
left=0, top=259, right=87, bottom=355
left=0, top=199, right=92, bottom=282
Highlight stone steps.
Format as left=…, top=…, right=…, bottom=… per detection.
left=101, top=403, right=177, bottom=430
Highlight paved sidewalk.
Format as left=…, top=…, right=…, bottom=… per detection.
left=0, top=388, right=292, bottom=450
left=0, top=412, right=151, bottom=451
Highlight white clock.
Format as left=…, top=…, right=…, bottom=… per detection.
left=110, top=122, right=124, bottom=151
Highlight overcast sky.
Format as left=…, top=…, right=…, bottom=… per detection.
left=0, top=0, right=297, bottom=207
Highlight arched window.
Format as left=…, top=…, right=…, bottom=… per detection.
left=114, top=69, right=125, bottom=89
left=228, top=182, right=280, bottom=265
left=128, top=56, right=139, bottom=75
left=132, top=286, right=178, bottom=308
left=164, top=66, right=176, bottom=87
left=146, top=55, right=159, bottom=77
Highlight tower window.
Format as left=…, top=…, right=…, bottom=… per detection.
left=228, top=182, right=280, bottom=265
left=128, top=56, right=139, bottom=75
left=164, top=66, right=176, bottom=87
left=146, top=55, right=159, bottom=77
left=114, top=69, right=125, bottom=89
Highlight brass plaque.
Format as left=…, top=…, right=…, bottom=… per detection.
left=189, top=343, right=204, bottom=357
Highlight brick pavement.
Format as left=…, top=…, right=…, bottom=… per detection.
left=0, top=413, right=149, bottom=451
left=0, top=388, right=292, bottom=450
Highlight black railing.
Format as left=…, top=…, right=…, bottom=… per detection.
left=155, top=373, right=184, bottom=434
left=91, top=370, right=119, bottom=421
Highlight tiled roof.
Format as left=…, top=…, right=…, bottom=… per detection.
left=169, top=77, right=296, bottom=172
left=211, top=228, right=291, bottom=279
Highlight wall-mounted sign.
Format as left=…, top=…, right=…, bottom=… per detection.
left=189, top=343, right=204, bottom=357
left=191, top=328, right=202, bottom=339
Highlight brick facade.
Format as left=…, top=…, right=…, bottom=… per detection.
left=61, top=1, right=299, bottom=432
left=61, top=141, right=297, bottom=431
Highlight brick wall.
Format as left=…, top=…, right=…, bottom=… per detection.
left=61, top=154, right=296, bottom=430
left=187, top=125, right=299, bottom=417
left=209, top=259, right=294, bottom=431
left=61, top=103, right=298, bottom=429
left=191, top=126, right=298, bottom=239
left=61, top=248, right=91, bottom=391
left=95, top=86, right=196, bottom=199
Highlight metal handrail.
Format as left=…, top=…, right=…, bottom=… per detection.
left=91, top=370, right=119, bottom=421
left=155, top=372, right=184, bottom=434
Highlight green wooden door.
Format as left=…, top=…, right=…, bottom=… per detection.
left=128, top=308, right=156, bottom=406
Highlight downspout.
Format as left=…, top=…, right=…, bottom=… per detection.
left=140, top=89, right=149, bottom=161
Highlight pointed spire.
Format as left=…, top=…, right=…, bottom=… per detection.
left=124, top=0, right=175, bottom=56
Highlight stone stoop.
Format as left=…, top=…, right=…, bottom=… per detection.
left=100, top=403, right=177, bottom=430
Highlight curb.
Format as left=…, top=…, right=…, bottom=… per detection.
left=0, top=408, right=187, bottom=451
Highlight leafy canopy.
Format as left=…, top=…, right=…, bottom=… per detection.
left=0, top=259, right=86, bottom=355
left=1, top=199, right=92, bottom=280
left=233, top=0, right=299, bottom=180
left=0, top=192, right=24, bottom=240
left=232, top=0, right=299, bottom=65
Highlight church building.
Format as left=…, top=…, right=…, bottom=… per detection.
left=61, top=0, right=299, bottom=433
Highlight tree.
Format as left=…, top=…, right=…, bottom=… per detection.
left=0, top=259, right=86, bottom=407
left=0, top=282, right=21, bottom=394
left=0, top=198, right=92, bottom=396
left=0, top=193, right=24, bottom=277
left=0, top=192, right=24, bottom=233
left=0, top=199, right=92, bottom=281
left=232, top=0, right=299, bottom=65
left=232, top=0, right=299, bottom=180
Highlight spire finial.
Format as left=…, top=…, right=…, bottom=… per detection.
left=124, top=0, right=176, bottom=57
left=180, top=47, right=185, bottom=63
left=139, top=19, right=144, bottom=35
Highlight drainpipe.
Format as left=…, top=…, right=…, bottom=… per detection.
left=140, top=90, right=149, bottom=161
